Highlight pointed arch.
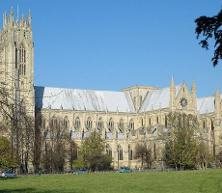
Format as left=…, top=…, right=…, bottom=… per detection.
left=108, top=118, right=114, bottom=132
left=118, top=119, right=124, bottom=133
left=117, top=145, right=123, bottom=160
left=97, top=117, right=104, bottom=131
left=74, top=117, right=81, bottom=131
left=85, top=117, right=92, bottom=131
left=129, top=119, right=134, bottom=131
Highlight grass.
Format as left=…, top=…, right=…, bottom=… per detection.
left=0, top=169, right=222, bottom=193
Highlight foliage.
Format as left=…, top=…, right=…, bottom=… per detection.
left=41, top=117, right=69, bottom=173
left=196, top=141, right=212, bottom=169
left=1, top=170, right=222, bottom=193
left=79, top=131, right=112, bottom=171
left=195, top=9, right=222, bottom=66
left=0, top=82, right=35, bottom=174
left=72, top=159, right=85, bottom=170
left=164, top=113, right=200, bottom=169
left=134, top=143, right=152, bottom=168
left=0, top=136, right=16, bottom=169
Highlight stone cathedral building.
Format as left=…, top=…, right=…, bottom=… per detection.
left=0, top=9, right=222, bottom=169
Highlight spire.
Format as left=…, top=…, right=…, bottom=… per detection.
left=16, top=4, right=19, bottom=22
left=28, top=9, right=32, bottom=26
left=3, top=12, right=5, bottom=27
left=191, top=81, right=196, bottom=92
left=10, top=6, right=14, bottom=22
left=170, top=75, right=175, bottom=88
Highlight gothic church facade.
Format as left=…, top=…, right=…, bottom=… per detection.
left=1, top=9, right=222, bottom=169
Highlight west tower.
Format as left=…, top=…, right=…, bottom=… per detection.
left=0, top=8, right=35, bottom=117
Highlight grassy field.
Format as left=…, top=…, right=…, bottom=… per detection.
left=0, top=169, right=222, bottom=193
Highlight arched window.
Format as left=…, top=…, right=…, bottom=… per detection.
left=149, top=118, right=152, bottom=126
left=85, top=117, right=92, bottom=131
left=129, top=119, right=134, bottom=130
left=156, top=116, right=159, bottom=124
left=165, top=115, right=168, bottom=128
left=118, top=119, right=124, bottom=133
left=74, top=117, right=81, bottom=131
left=18, top=45, right=26, bottom=76
left=117, top=145, right=123, bottom=160
left=97, top=117, right=104, bottom=131
left=108, top=118, right=114, bottom=132
left=128, top=145, right=133, bottom=160
left=106, top=144, right=112, bottom=158
left=50, top=116, right=58, bottom=129
left=139, top=95, right=143, bottom=106
left=63, top=117, right=69, bottom=129
left=42, top=118, right=46, bottom=129
left=203, top=120, right=206, bottom=129
left=141, top=118, right=144, bottom=127
left=133, top=96, right=136, bottom=106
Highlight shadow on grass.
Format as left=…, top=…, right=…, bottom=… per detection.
left=0, top=188, right=35, bottom=193
left=0, top=189, right=81, bottom=193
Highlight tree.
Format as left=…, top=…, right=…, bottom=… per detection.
left=41, top=116, right=69, bottom=173
left=196, top=141, right=212, bottom=169
left=164, top=113, right=199, bottom=170
left=195, top=9, right=222, bottom=66
left=79, top=131, right=112, bottom=171
left=134, top=143, right=152, bottom=169
left=0, top=136, right=16, bottom=169
left=0, top=81, right=34, bottom=174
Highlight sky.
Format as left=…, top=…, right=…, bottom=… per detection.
left=0, top=0, right=222, bottom=97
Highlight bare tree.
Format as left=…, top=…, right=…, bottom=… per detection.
left=135, top=143, right=152, bottom=169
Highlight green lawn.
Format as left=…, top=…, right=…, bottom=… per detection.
left=0, top=170, right=222, bottom=193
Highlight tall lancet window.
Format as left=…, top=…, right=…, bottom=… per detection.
left=18, top=45, right=26, bottom=76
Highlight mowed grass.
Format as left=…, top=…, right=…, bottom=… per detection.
left=1, top=169, right=222, bottom=193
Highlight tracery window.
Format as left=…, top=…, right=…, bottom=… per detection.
left=16, top=45, right=26, bottom=76
left=97, top=117, right=104, bottom=131
left=74, top=117, right=81, bottom=131
left=106, top=145, right=112, bottom=157
left=129, top=119, right=134, bottom=130
left=85, top=117, right=92, bottom=131
left=108, top=118, right=114, bottom=132
left=128, top=145, right=133, bottom=160
left=118, top=119, right=124, bottom=133
left=117, top=145, right=123, bottom=160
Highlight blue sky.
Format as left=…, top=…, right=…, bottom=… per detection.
left=0, top=0, right=222, bottom=97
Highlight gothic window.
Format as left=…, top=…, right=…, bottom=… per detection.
left=141, top=118, right=144, bottom=127
left=63, top=117, right=69, bottom=130
left=50, top=116, right=58, bottom=129
left=129, top=119, right=134, bottom=130
left=97, top=117, right=104, bottom=131
left=139, top=95, right=143, bottom=106
left=117, top=145, right=123, bottom=160
left=74, top=117, right=81, bottom=131
left=156, top=116, right=159, bottom=124
left=153, top=143, right=157, bottom=160
left=18, top=45, right=26, bottom=76
left=149, top=118, right=152, bottom=126
left=106, top=145, right=112, bottom=158
left=108, top=118, right=114, bottom=132
left=203, top=120, right=206, bottom=129
left=165, top=115, right=168, bottom=128
left=128, top=145, right=133, bottom=160
left=118, top=119, right=124, bottom=133
left=42, top=118, right=46, bottom=129
left=85, top=117, right=92, bottom=131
